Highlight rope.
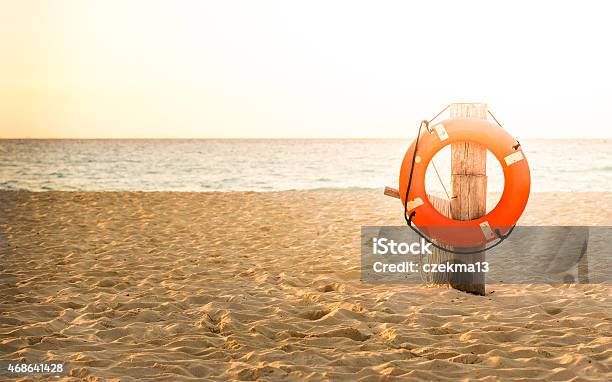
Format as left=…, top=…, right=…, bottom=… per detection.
left=406, top=220, right=516, bottom=255
left=430, top=160, right=451, bottom=201
left=403, top=120, right=425, bottom=227
left=425, top=105, right=452, bottom=200
left=402, top=105, right=515, bottom=256
left=428, top=104, right=451, bottom=128
left=487, top=109, right=503, bottom=128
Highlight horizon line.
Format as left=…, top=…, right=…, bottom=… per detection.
left=1, top=137, right=610, bottom=141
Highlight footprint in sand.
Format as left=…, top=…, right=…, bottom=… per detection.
left=542, top=305, right=563, bottom=315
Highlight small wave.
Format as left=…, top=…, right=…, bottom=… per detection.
left=282, top=186, right=379, bottom=192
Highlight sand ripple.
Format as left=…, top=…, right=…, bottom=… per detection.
left=0, top=191, right=610, bottom=381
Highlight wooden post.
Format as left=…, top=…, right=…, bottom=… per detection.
left=427, top=195, right=453, bottom=287
left=449, top=103, right=487, bottom=295
left=385, top=103, right=489, bottom=295
left=425, top=103, right=488, bottom=295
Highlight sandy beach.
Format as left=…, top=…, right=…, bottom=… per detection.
left=1, top=190, right=611, bottom=381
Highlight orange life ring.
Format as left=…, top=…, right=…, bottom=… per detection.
left=399, top=118, right=530, bottom=248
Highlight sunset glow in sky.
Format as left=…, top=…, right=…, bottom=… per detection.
left=1, top=1, right=611, bottom=138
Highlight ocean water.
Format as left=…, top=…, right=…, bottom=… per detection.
left=0, top=139, right=610, bottom=192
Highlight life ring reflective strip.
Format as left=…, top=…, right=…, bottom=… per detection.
left=399, top=118, right=531, bottom=248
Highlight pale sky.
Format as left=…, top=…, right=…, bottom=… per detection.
left=1, top=0, right=611, bottom=138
